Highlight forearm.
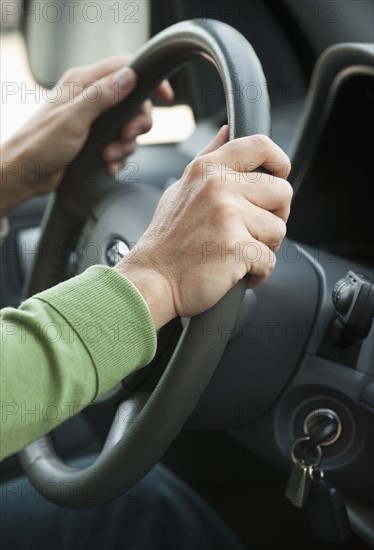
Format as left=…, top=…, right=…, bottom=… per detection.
left=0, top=265, right=157, bottom=460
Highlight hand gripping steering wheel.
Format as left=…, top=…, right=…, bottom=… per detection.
left=19, top=19, right=270, bottom=508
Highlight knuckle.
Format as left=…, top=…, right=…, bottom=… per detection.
left=184, top=157, right=201, bottom=179
left=117, top=145, right=134, bottom=161
left=250, top=134, right=272, bottom=151
left=142, top=118, right=153, bottom=134
left=260, top=249, right=276, bottom=278
left=280, top=179, right=294, bottom=203
left=60, top=67, right=81, bottom=83
left=272, top=216, right=287, bottom=243
left=211, top=199, right=236, bottom=223
left=279, top=153, right=292, bottom=174
left=267, top=253, right=277, bottom=274
left=284, top=156, right=292, bottom=173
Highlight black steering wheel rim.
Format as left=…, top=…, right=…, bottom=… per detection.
left=19, top=19, right=270, bottom=508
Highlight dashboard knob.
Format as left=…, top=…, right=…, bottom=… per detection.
left=331, top=271, right=374, bottom=345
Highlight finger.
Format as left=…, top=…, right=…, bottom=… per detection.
left=240, top=201, right=287, bottom=251
left=272, top=203, right=291, bottom=225
left=241, top=237, right=276, bottom=285
left=154, top=80, right=174, bottom=102
left=85, top=54, right=134, bottom=80
left=197, top=125, right=229, bottom=157
left=106, top=155, right=137, bottom=177
left=107, top=161, right=126, bottom=178
left=119, top=100, right=153, bottom=141
left=60, top=54, right=134, bottom=87
left=56, top=55, right=135, bottom=105
left=237, top=174, right=293, bottom=223
left=103, top=140, right=137, bottom=164
left=210, top=134, right=291, bottom=178
left=73, top=67, right=137, bottom=124
left=107, top=162, right=124, bottom=177
left=103, top=101, right=153, bottom=163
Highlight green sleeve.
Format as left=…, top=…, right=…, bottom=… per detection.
left=0, top=265, right=157, bottom=460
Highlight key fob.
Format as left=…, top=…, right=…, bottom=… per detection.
left=285, top=461, right=312, bottom=509
left=308, top=477, right=352, bottom=543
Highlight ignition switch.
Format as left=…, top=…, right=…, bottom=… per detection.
left=303, top=408, right=342, bottom=447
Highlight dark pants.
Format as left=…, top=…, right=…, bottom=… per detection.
left=0, top=461, right=245, bottom=550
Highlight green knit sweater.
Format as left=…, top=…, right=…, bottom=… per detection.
left=0, top=265, right=157, bottom=460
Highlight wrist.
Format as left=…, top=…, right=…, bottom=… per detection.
left=114, top=251, right=177, bottom=330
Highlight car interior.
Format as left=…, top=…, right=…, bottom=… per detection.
left=1, top=1, right=373, bottom=548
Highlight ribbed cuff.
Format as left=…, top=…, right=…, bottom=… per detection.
left=34, top=265, right=157, bottom=398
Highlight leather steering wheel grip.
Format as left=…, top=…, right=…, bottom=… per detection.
left=19, top=19, right=270, bottom=508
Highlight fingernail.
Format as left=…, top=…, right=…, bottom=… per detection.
left=113, top=67, right=137, bottom=91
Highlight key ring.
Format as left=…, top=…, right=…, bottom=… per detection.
left=290, top=436, right=322, bottom=468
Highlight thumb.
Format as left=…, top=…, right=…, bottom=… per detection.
left=197, top=125, right=229, bottom=157
left=74, top=67, right=138, bottom=124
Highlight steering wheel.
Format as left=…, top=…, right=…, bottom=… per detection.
left=19, top=19, right=270, bottom=508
